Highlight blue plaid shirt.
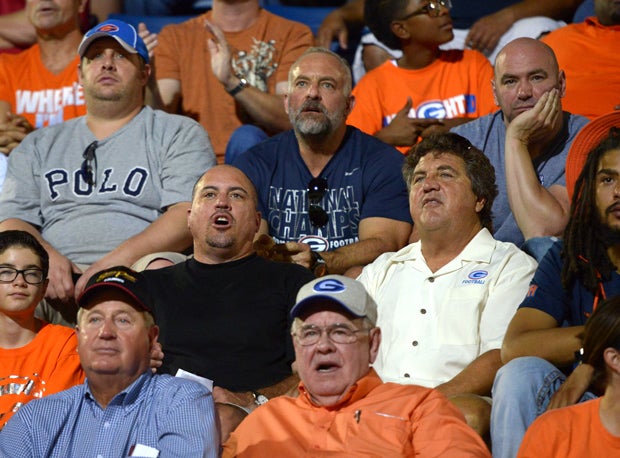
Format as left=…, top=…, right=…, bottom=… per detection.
left=0, top=372, right=219, bottom=457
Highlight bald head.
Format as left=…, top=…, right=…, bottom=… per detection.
left=494, top=38, right=559, bottom=77
left=192, top=165, right=258, bottom=208
left=189, top=165, right=262, bottom=263
left=492, top=37, right=565, bottom=124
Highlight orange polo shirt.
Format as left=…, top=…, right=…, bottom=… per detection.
left=223, top=369, right=490, bottom=457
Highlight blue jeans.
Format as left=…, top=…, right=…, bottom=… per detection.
left=225, top=125, right=269, bottom=164
left=491, top=356, right=597, bottom=458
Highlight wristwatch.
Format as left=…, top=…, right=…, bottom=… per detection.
left=227, top=77, right=248, bottom=97
left=252, top=391, right=268, bottom=406
left=310, top=251, right=328, bottom=277
left=574, top=347, right=584, bottom=366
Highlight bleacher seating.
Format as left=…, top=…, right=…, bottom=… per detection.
left=108, top=14, right=193, bottom=33
left=109, top=5, right=336, bottom=35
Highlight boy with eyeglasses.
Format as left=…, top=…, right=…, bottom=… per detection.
left=316, top=0, right=576, bottom=82
left=0, top=230, right=83, bottom=430
left=346, top=0, right=497, bottom=155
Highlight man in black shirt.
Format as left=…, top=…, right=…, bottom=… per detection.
left=142, top=165, right=314, bottom=442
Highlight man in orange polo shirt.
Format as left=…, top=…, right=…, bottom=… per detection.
left=223, top=275, right=490, bottom=457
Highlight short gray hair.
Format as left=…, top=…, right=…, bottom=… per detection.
left=287, top=47, right=353, bottom=95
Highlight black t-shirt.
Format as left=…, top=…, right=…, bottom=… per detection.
left=142, top=254, right=314, bottom=391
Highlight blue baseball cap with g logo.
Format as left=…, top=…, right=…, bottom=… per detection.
left=291, top=275, right=377, bottom=325
left=78, top=19, right=149, bottom=64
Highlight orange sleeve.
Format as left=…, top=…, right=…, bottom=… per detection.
left=154, top=21, right=186, bottom=81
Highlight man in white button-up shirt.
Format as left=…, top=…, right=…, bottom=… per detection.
left=357, top=132, right=537, bottom=438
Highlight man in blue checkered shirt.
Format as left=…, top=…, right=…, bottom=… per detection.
left=0, top=266, right=219, bottom=457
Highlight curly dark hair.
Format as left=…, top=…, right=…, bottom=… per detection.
left=364, top=0, right=410, bottom=50
left=402, top=132, right=498, bottom=231
left=562, top=127, right=620, bottom=295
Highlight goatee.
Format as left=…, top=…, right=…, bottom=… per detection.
left=595, top=222, right=620, bottom=248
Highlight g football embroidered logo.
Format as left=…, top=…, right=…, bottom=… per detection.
left=462, top=270, right=488, bottom=285
left=313, top=278, right=346, bottom=294
left=468, top=270, right=488, bottom=280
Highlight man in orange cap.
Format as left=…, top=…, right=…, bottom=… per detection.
left=565, top=110, right=620, bottom=199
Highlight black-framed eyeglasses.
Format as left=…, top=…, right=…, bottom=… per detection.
left=398, top=0, right=452, bottom=20
left=0, top=267, right=45, bottom=285
left=308, top=177, right=329, bottom=227
left=81, top=141, right=98, bottom=186
left=293, top=323, right=371, bottom=346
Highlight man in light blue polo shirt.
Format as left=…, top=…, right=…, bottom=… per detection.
left=0, top=266, right=219, bottom=457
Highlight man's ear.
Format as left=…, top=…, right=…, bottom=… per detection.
left=475, top=197, right=486, bottom=214
left=368, top=327, right=382, bottom=365
left=345, top=95, right=355, bottom=117
left=149, top=325, right=160, bottom=346
left=142, top=63, right=152, bottom=86
left=254, top=211, right=262, bottom=231
left=491, top=79, right=499, bottom=106
left=558, top=69, right=567, bottom=98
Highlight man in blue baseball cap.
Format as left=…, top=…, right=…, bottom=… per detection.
left=0, top=17, right=216, bottom=326
left=78, top=19, right=150, bottom=64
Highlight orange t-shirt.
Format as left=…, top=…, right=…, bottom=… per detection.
left=0, top=43, right=86, bottom=128
left=0, top=323, right=83, bottom=429
left=155, top=9, right=314, bottom=162
left=518, top=397, right=620, bottom=457
left=348, top=50, right=496, bottom=154
left=542, top=17, right=620, bottom=120
left=223, top=369, right=490, bottom=457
